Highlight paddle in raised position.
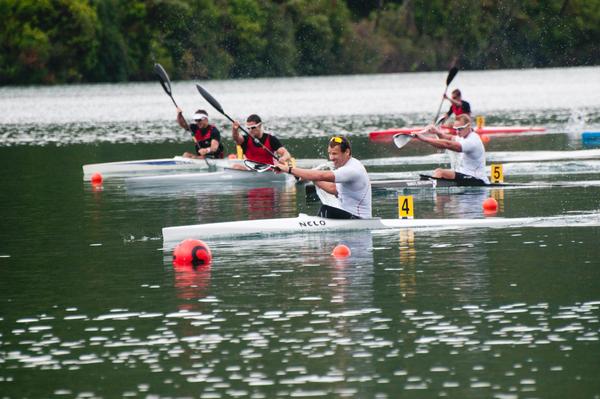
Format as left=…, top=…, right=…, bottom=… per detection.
left=433, top=66, right=459, bottom=123
left=394, top=66, right=459, bottom=150
left=195, top=84, right=280, bottom=161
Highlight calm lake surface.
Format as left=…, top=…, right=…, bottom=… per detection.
left=1, top=67, right=600, bottom=398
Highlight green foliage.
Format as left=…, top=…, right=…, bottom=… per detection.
left=1, top=0, right=598, bottom=85
left=0, top=0, right=99, bottom=84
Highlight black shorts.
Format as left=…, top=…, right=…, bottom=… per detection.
left=454, top=172, right=487, bottom=186
left=318, top=205, right=361, bottom=219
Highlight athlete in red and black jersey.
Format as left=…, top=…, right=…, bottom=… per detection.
left=176, top=108, right=224, bottom=159
left=231, top=114, right=291, bottom=166
left=439, top=89, right=471, bottom=125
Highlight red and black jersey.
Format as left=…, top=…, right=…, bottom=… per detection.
left=190, top=124, right=224, bottom=158
left=446, top=100, right=471, bottom=117
left=242, top=133, right=283, bottom=165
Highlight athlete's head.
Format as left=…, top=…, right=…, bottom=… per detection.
left=246, top=114, right=263, bottom=138
left=328, top=135, right=352, bottom=168
left=451, top=89, right=462, bottom=101
left=193, top=109, right=209, bottom=128
left=453, top=114, right=472, bottom=137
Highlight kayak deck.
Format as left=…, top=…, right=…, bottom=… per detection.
left=162, top=212, right=593, bottom=247
left=82, top=156, right=237, bottom=180
left=126, top=167, right=296, bottom=187
left=305, top=175, right=523, bottom=199
left=83, top=156, right=324, bottom=180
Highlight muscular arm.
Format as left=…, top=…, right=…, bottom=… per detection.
left=315, top=180, right=338, bottom=195
left=424, top=125, right=454, bottom=141
left=436, top=131, right=456, bottom=141
left=291, top=168, right=335, bottom=183
left=274, top=161, right=336, bottom=183
left=415, top=134, right=462, bottom=152
left=232, top=122, right=245, bottom=145
left=209, top=139, right=220, bottom=153
left=176, top=111, right=190, bottom=131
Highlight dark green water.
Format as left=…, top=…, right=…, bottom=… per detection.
left=1, top=134, right=600, bottom=398
left=2, top=69, right=600, bottom=397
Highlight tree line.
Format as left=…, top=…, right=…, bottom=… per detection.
left=1, top=0, right=598, bottom=85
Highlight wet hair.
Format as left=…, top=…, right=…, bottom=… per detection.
left=195, top=109, right=208, bottom=116
left=246, top=114, right=262, bottom=124
left=451, top=89, right=462, bottom=97
left=329, top=135, right=351, bottom=154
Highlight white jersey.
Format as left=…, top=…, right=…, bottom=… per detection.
left=333, top=157, right=372, bottom=218
left=456, top=132, right=489, bottom=183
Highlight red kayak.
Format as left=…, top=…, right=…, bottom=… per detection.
left=369, top=126, right=546, bottom=141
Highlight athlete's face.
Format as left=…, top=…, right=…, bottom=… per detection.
left=328, top=145, right=351, bottom=168
left=453, top=121, right=471, bottom=137
left=195, top=118, right=209, bottom=128
left=246, top=122, right=263, bottom=138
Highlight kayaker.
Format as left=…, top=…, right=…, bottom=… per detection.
left=438, top=89, right=471, bottom=125
left=414, top=114, right=489, bottom=185
left=177, top=108, right=224, bottom=159
left=274, top=135, right=372, bottom=219
left=232, top=114, right=291, bottom=165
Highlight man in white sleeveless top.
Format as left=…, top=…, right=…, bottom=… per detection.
left=274, top=135, right=372, bottom=219
left=414, top=114, right=489, bottom=185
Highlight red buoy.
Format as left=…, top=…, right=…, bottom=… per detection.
left=173, top=239, right=212, bottom=266
left=332, top=244, right=351, bottom=258
left=481, top=135, right=490, bottom=143
left=90, top=173, right=103, bottom=185
left=482, top=197, right=498, bottom=214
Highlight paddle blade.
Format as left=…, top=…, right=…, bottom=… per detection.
left=315, top=185, right=343, bottom=209
left=393, top=133, right=413, bottom=149
left=446, top=66, right=459, bottom=86
left=243, top=160, right=273, bottom=173
left=154, top=63, right=172, bottom=95
left=196, top=84, right=224, bottom=114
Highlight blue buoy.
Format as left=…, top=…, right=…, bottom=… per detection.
left=582, top=132, right=600, bottom=147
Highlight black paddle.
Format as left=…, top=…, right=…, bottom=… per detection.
left=154, top=63, right=195, bottom=133
left=154, top=63, right=220, bottom=163
left=433, top=66, right=459, bottom=124
left=395, top=66, right=459, bottom=150
left=196, top=84, right=280, bottom=161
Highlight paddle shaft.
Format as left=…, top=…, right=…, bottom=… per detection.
left=195, top=84, right=280, bottom=160
left=433, top=87, right=450, bottom=123
left=154, top=63, right=195, bottom=141
left=433, top=67, right=459, bottom=123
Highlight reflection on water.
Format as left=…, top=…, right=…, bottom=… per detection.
left=172, top=263, right=212, bottom=312
left=1, top=216, right=600, bottom=397
left=1, top=68, right=600, bottom=397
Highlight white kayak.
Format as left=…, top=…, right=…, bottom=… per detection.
left=361, top=149, right=600, bottom=167
left=82, top=156, right=240, bottom=180
left=83, top=156, right=324, bottom=180
left=162, top=212, right=598, bottom=246
left=126, top=167, right=296, bottom=188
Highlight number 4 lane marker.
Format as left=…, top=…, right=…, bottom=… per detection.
left=398, top=195, right=414, bottom=219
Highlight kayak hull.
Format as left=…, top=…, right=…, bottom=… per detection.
left=161, top=213, right=576, bottom=247
left=83, top=156, right=324, bottom=180
left=82, top=156, right=240, bottom=180
left=126, top=167, right=296, bottom=188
